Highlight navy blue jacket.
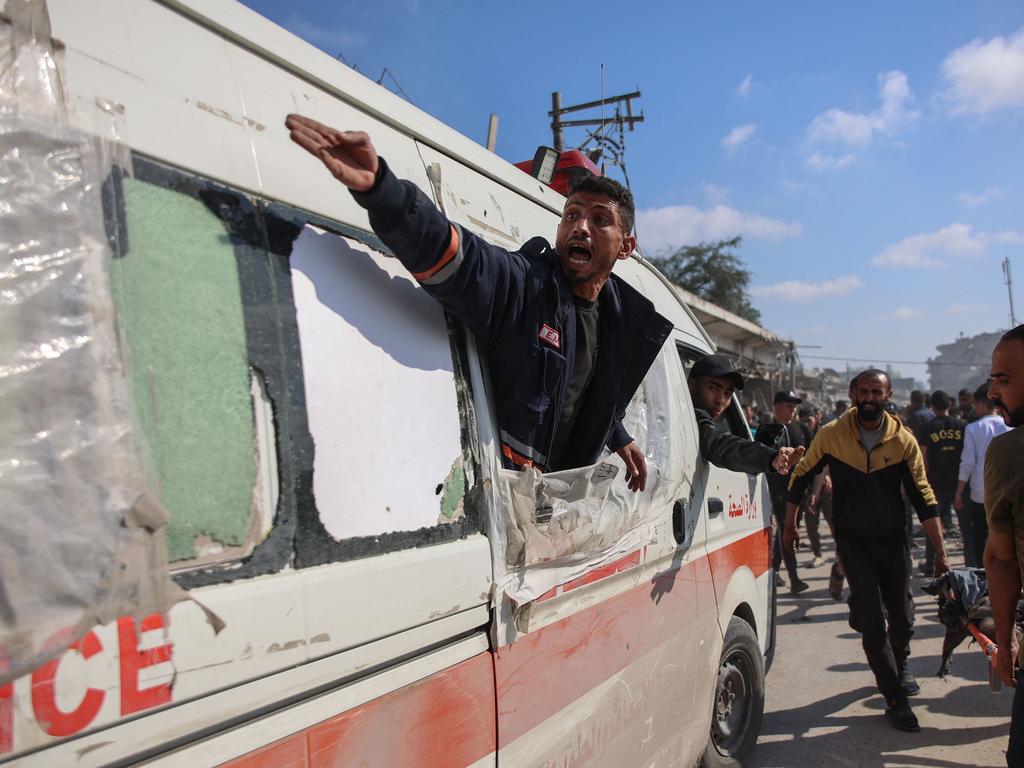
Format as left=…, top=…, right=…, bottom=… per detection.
left=352, top=159, right=672, bottom=471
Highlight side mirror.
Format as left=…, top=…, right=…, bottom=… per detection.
left=529, top=146, right=559, bottom=184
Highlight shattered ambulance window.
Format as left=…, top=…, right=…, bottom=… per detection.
left=109, top=171, right=271, bottom=565
left=287, top=225, right=467, bottom=541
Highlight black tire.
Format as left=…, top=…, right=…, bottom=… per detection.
left=701, top=616, right=765, bottom=768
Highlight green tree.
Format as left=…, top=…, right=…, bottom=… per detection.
left=648, top=236, right=762, bottom=325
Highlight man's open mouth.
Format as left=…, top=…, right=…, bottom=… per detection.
left=567, top=243, right=592, bottom=265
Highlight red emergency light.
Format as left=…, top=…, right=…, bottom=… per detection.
left=514, top=147, right=601, bottom=197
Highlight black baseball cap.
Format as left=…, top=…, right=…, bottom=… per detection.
left=773, top=389, right=802, bottom=404
left=690, top=353, right=744, bottom=390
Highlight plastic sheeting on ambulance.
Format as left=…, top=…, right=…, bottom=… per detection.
left=0, top=0, right=186, bottom=686
left=486, top=344, right=691, bottom=612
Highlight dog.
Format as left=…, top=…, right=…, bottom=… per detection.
left=924, top=567, right=1024, bottom=677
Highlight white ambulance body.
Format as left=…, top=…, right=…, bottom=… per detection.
left=0, top=1, right=775, bottom=766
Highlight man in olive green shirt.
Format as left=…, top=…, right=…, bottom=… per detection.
left=982, top=323, right=1024, bottom=767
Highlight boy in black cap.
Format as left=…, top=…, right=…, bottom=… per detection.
left=688, top=354, right=805, bottom=476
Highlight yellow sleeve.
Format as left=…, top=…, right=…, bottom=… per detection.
left=903, top=435, right=937, bottom=508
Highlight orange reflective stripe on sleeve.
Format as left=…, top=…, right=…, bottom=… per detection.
left=501, top=443, right=536, bottom=469
left=411, top=225, right=460, bottom=282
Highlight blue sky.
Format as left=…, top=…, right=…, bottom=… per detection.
left=242, top=1, right=1024, bottom=383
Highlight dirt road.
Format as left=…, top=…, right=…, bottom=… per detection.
left=754, top=534, right=1011, bottom=768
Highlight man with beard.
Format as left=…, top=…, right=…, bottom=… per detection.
left=285, top=115, right=672, bottom=488
left=959, top=387, right=979, bottom=423
left=955, top=384, right=1010, bottom=566
left=687, top=354, right=804, bottom=474
left=783, top=369, right=948, bottom=732
left=983, top=324, right=1024, bottom=767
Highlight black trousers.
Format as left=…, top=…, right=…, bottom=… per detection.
left=969, top=500, right=989, bottom=569
left=771, top=498, right=799, bottom=581
left=837, top=533, right=914, bottom=704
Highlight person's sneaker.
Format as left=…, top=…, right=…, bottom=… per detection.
left=828, top=578, right=843, bottom=601
left=775, top=572, right=786, bottom=588
left=885, top=699, right=920, bottom=732
left=899, top=666, right=920, bottom=696
left=789, top=578, right=810, bottom=595
left=810, top=555, right=825, bottom=568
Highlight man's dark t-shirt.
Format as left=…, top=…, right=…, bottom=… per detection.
left=924, top=415, right=966, bottom=500
left=908, top=405, right=935, bottom=445
left=549, top=296, right=600, bottom=470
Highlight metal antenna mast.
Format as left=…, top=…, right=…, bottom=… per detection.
left=1004, top=256, right=1018, bottom=327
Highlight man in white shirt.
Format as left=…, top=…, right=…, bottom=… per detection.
left=955, top=383, right=1011, bottom=567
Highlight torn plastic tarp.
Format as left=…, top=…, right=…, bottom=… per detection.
left=487, top=344, right=690, bottom=610
left=0, top=0, right=198, bottom=687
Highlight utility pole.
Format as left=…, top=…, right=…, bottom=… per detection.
left=1003, top=256, right=1018, bottom=327
left=551, top=92, right=563, bottom=152
left=548, top=90, right=644, bottom=159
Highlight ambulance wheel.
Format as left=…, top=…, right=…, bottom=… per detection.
left=701, top=616, right=764, bottom=768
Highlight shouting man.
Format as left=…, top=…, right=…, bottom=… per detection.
left=286, top=115, right=671, bottom=488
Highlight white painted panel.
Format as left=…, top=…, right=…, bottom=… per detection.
left=226, top=26, right=436, bottom=231
left=416, top=142, right=560, bottom=251
left=52, top=0, right=262, bottom=194
left=290, top=226, right=465, bottom=539
left=302, top=535, right=493, bottom=659
left=10, top=616, right=489, bottom=767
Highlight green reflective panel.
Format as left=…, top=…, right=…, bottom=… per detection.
left=111, top=177, right=256, bottom=561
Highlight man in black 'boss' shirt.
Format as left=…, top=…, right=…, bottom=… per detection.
left=921, top=390, right=965, bottom=573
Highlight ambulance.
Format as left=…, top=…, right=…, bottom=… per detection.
left=0, top=1, right=776, bottom=765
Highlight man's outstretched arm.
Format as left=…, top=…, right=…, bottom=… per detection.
left=285, top=114, right=530, bottom=343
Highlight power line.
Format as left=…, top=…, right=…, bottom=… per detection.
left=799, top=353, right=984, bottom=368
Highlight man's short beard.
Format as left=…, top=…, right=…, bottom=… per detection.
left=857, top=402, right=881, bottom=423
left=998, top=401, right=1024, bottom=428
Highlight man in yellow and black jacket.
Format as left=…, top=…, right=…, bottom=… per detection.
left=783, top=369, right=949, bottom=733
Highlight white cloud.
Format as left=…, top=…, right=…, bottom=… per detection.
left=722, top=123, right=757, bottom=154
left=285, top=14, right=366, bottom=52
left=702, top=182, right=731, bottom=205
left=804, top=71, right=918, bottom=169
left=942, top=27, right=1024, bottom=115
left=870, top=223, right=985, bottom=268
left=884, top=306, right=925, bottom=321
left=946, top=303, right=982, bottom=316
left=805, top=152, right=856, bottom=171
left=637, top=205, right=802, bottom=251
left=993, top=230, right=1024, bottom=244
left=738, top=73, right=753, bottom=97
left=751, top=275, right=862, bottom=302
left=956, top=187, right=1004, bottom=207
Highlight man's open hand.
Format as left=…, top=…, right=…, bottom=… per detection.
left=616, top=442, right=647, bottom=493
left=286, top=114, right=379, bottom=192
left=772, top=445, right=805, bottom=475
left=995, top=637, right=1020, bottom=688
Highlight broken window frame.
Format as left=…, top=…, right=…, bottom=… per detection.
left=103, top=153, right=485, bottom=589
